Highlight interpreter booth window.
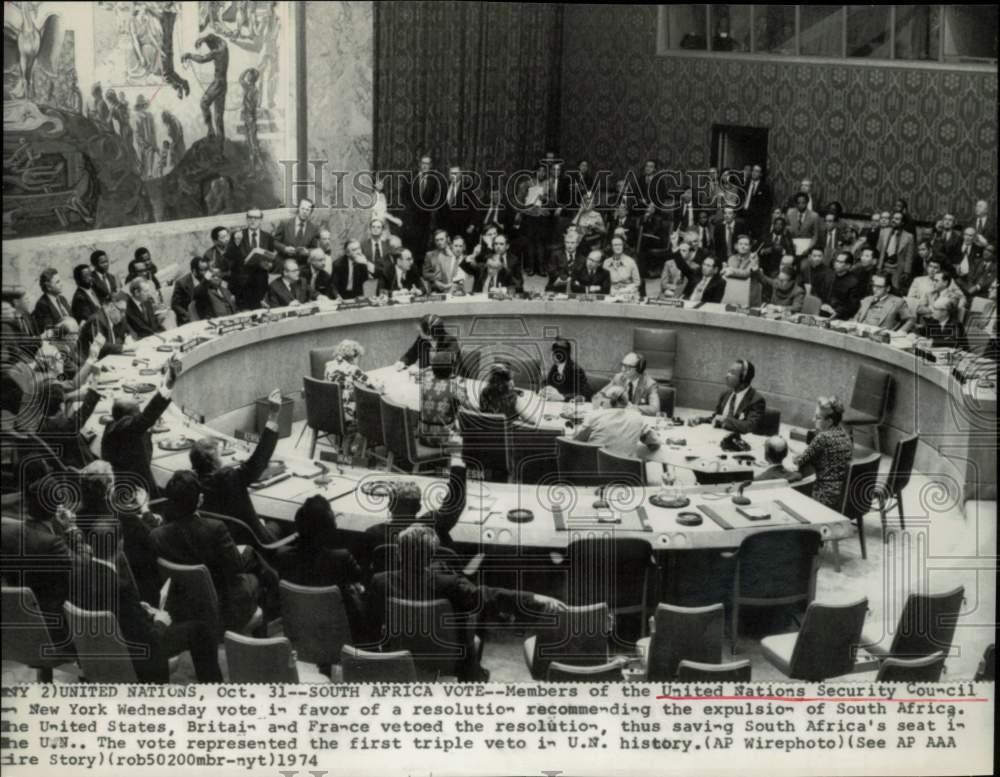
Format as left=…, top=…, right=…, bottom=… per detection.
left=943, top=4, right=999, bottom=63
left=894, top=5, right=941, bottom=61
left=799, top=5, right=843, bottom=57
left=847, top=5, right=892, bottom=58
left=667, top=4, right=708, bottom=50
left=708, top=5, right=751, bottom=52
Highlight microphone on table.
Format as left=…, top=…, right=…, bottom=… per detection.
left=732, top=480, right=753, bottom=506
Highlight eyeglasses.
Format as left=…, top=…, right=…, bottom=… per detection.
left=621, top=361, right=637, bottom=368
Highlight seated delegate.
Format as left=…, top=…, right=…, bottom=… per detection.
left=688, top=359, right=765, bottom=435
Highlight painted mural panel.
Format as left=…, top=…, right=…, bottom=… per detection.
left=3, top=1, right=296, bottom=239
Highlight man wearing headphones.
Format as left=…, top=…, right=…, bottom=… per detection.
left=688, top=358, right=766, bottom=434
left=597, top=351, right=660, bottom=416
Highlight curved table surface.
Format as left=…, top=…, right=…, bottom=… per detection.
left=83, top=295, right=996, bottom=550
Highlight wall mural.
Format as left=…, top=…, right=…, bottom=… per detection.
left=2, top=1, right=296, bottom=239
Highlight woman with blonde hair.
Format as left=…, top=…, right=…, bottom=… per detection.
left=794, top=396, right=853, bottom=509
left=323, top=339, right=380, bottom=422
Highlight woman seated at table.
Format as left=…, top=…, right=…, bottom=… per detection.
left=541, top=339, right=592, bottom=401
left=477, top=363, right=542, bottom=426
left=793, top=396, right=853, bottom=509
left=419, top=352, right=471, bottom=446
left=323, top=339, right=380, bottom=422
left=394, top=313, right=461, bottom=371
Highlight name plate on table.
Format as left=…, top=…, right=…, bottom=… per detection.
left=425, top=293, right=448, bottom=302
left=179, top=337, right=209, bottom=353
left=295, top=305, right=319, bottom=317
left=647, top=297, right=684, bottom=307
left=488, top=291, right=512, bottom=301
left=180, top=405, right=204, bottom=425
left=338, top=299, right=372, bottom=310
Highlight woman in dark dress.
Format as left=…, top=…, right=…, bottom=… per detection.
left=794, top=396, right=853, bottom=510
left=542, top=339, right=592, bottom=401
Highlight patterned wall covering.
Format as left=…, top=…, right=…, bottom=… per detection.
left=560, top=5, right=998, bottom=221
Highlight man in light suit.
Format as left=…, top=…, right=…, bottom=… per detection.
left=424, top=235, right=468, bottom=292
left=597, top=352, right=660, bottom=416
left=32, top=268, right=73, bottom=333
left=785, top=192, right=820, bottom=255
left=688, top=359, right=766, bottom=435
left=273, top=198, right=321, bottom=267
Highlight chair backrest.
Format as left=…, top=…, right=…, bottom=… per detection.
left=224, top=632, right=299, bottom=682
left=507, top=357, right=543, bottom=393
left=308, top=347, right=339, bottom=380
left=384, top=597, right=467, bottom=679
left=791, top=473, right=816, bottom=498
left=849, top=363, right=892, bottom=420
left=973, top=643, right=995, bottom=681
left=380, top=397, right=410, bottom=466
left=370, top=544, right=400, bottom=576
left=1, top=586, right=62, bottom=670
left=556, top=437, right=603, bottom=486
left=787, top=597, right=869, bottom=681
left=279, top=580, right=352, bottom=666
left=597, top=448, right=645, bottom=487
left=507, top=423, right=561, bottom=484
left=457, top=409, right=509, bottom=477
left=735, top=529, right=822, bottom=603
left=801, top=294, right=822, bottom=316
left=565, top=536, right=652, bottom=610
left=354, top=384, right=385, bottom=448
left=888, top=585, right=965, bottom=658
left=531, top=603, right=611, bottom=679
left=676, top=658, right=752, bottom=682
left=302, top=376, right=347, bottom=437
left=693, top=465, right=754, bottom=486
left=633, top=327, right=677, bottom=383
left=341, top=645, right=417, bottom=682
left=886, top=433, right=919, bottom=498
left=63, top=601, right=139, bottom=682
left=156, top=558, right=222, bottom=637
left=457, top=349, right=481, bottom=381
left=657, top=384, right=676, bottom=416
left=587, top=373, right=613, bottom=395
left=646, top=603, right=724, bottom=681
left=876, top=651, right=945, bottom=682
left=841, top=452, right=882, bottom=523
left=548, top=659, right=624, bottom=682
left=187, top=300, right=200, bottom=322
left=755, top=407, right=781, bottom=436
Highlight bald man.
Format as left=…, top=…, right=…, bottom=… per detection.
left=756, top=436, right=801, bottom=482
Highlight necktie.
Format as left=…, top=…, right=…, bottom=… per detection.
left=55, top=296, right=68, bottom=318
left=374, top=241, right=381, bottom=263
left=347, top=258, right=354, bottom=292
left=726, top=224, right=732, bottom=253
left=448, top=184, right=456, bottom=207
left=744, top=182, right=755, bottom=210
left=978, top=217, right=985, bottom=233
left=486, top=206, right=496, bottom=225
left=107, top=316, right=116, bottom=345
left=420, top=175, right=426, bottom=199
left=887, top=231, right=898, bottom=258
left=627, top=381, right=634, bottom=403
left=296, top=221, right=304, bottom=240
left=252, top=231, right=258, bottom=249
left=827, top=230, right=835, bottom=251
left=725, top=392, right=737, bottom=418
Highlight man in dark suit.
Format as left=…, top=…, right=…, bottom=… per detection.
left=688, top=359, right=766, bottom=435
left=488, top=233, right=524, bottom=292
left=439, top=165, right=476, bottom=239
left=266, top=259, right=321, bottom=307
left=171, top=256, right=209, bottom=325
left=545, top=232, right=583, bottom=292
left=1, top=287, right=40, bottom=363
left=376, top=249, right=424, bottom=296
left=33, top=268, right=73, bottom=332
left=712, top=207, right=747, bottom=262
left=685, top=255, right=727, bottom=303
left=100, top=357, right=178, bottom=496
left=801, top=247, right=835, bottom=303
left=970, top=199, right=995, bottom=246
left=365, top=522, right=563, bottom=681
left=571, top=249, right=612, bottom=294
left=273, top=198, right=321, bottom=267
left=360, top=218, right=392, bottom=278
left=89, top=250, right=119, bottom=302
left=463, top=253, right=514, bottom=293
left=821, top=251, right=864, bottom=320
left=756, top=437, right=801, bottom=482
left=124, top=278, right=165, bottom=339
left=193, top=267, right=238, bottom=319
left=402, top=154, right=443, bottom=262
left=71, top=264, right=103, bottom=324
left=331, top=240, right=376, bottom=300
left=786, top=192, right=821, bottom=255
left=469, top=186, right=513, bottom=247
left=151, top=470, right=276, bottom=632
left=37, top=381, right=101, bottom=470
left=302, top=249, right=335, bottom=299
left=739, top=164, right=772, bottom=238
left=225, top=207, right=277, bottom=309
left=931, top=213, right=963, bottom=267
left=202, top=226, right=231, bottom=283
left=191, top=389, right=283, bottom=544
left=79, top=296, right=131, bottom=358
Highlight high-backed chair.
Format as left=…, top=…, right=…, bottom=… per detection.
left=760, top=598, right=869, bottom=681
left=279, top=581, right=353, bottom=672
left=457, top=349, right=482, bottom=381
left=657, top=384, right=676, bottom=417
left=801, top=294, right=822, bottom=316
left=201, top=509, right=298, bottom=558
left=973, top=643, right=995, bottom=681
left=1, top=586, right=73, bottom=681
left=637, top=603, right=724, bottom=681
left=384, top=597, right=477, bottom=681
left=523, top=603, right=612, bottom=680
left=842, top=364, right=892, bottom=452
left=730, top=529, right=822, bottom=653
left=861, top=586, right=965, bottom=660
left=308, top=347, right=338, bottom=380
left=457, top=409, right=509, bottom=480
left=587, top=373, right=613, bottom=395
left=547, top=658, right=626, bottom=682
left=633, top=328, right=677, bottom=384
left=874, top=433, right=918, bottom=536
left=403, top=406, right=449, bottom=474
left=63, top=602, right=139, bottom=683
left=834, top=452, right=881, bottom=567
left=380, top=397, right=411, bottom=472
left=755, top=408, right=781, bottom=436
left=564, top=536, right=655, bottom=641
left=876, top=652, right=946, bottom=682
left=368, top=544, right=400, bottom=578
left=597, top=449, right=646, bottom=490
left=556, top=437, right=603, bottom=486
left=299, top=377, right=349, bottom=459
left=676, top=658, right=751, bottom=682
left=507, top=423, right=561, bottom=484
left=354, top=384, right=389, bottom=466
left=225, top=632, right=300, bottom=682
left=791, top=473, right=816, bottom=498
left=340, top=645, right=417, bottom=682
left=508, top=356, right=543, bottom=393
left=157, top=558, right=262, bottom=638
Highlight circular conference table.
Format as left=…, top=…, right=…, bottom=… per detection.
left=82, top=295, right=995, bottom=561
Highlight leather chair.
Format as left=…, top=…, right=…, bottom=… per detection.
left=299, top=376, right=350, bottom=459
left=308, top=347, right=338, bottom=380
left=632, top=327, right=677, bottom=384
left=556, top=437, right=603, bottom=486
left=279, top=580, right=353, bottom=671
left=842, top=364, right=892, bottom=452
left=224, top=632, right=300, bottom=682
left=63, top=601, right=139, bottom=683
left=341, top=645, right=417, bottom=682
left=676, top=658, right=751, bottom=682
left=755, top=407, right=781, bottom=436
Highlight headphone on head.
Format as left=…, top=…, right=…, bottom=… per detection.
left=633, top=352, right=647, bottom=374
left=736, top=358, right=755, bottom=387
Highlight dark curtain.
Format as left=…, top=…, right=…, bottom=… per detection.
left=374, top=1, right=563, bottom=175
